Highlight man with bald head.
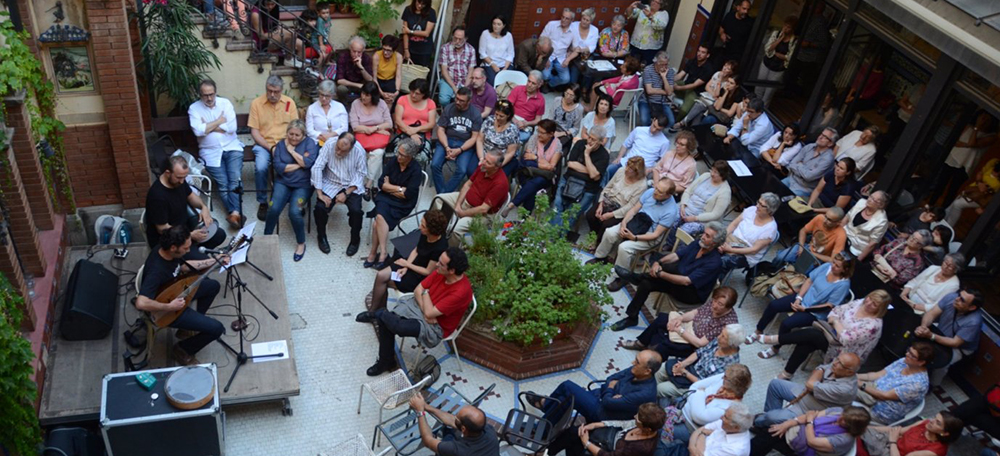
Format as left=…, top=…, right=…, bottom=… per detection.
left=754, top=351, right=861, bottom=427
left=410, top=394, right=499, bottom=456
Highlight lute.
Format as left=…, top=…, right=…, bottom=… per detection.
left=151, top=235, right=246, bottom=327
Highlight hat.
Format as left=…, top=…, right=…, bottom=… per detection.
left=788, top=197, right=812, bottom=213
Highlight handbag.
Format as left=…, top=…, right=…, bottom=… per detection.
left=626, top=212, right=653, bottom=235
left=520, top=167, right=556, bottom=181
left=562, top=175, right=588, bottom=203
left=666, top=311, right=695, bottom=344
left=356, top=131, right=392, bottom=152
left=871, top=241, right=904, bottom=283
left=600, top=198, right=622, bottom=214
left=589, top=426, right=620, bottom=451
left=400, top=60, right=430, bottom=91
left=812, top=320, right=842, bottom=347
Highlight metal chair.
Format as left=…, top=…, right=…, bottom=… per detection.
left=358, top=370, right=432, bottom=446
left=319, top=434, right=390, bottom=456
left=610, top=87, right=643, bottom=132
left=365, top=170, right=429, bottom=245
left=500, top=392, right=575, bottom=454
left=374, top=383, right=495, bottom=455
left=722, top=232, right=780, bottom=308
left=649, top=228, right=697, bottom=311
left=395, top=293, right=478, bottom=372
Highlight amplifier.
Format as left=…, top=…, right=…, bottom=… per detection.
left=100, top=364, right=225, bottom=456
left=61, top=259, right=118, bottom=340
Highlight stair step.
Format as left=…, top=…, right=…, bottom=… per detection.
left=270, top=68, right=297, bottom=77
left=227, top=40, right=255, bottom=52
left=248, top=53, right=279, bottom=65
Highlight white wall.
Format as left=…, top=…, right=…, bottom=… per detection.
left=667, top=0, right=716, bottom=68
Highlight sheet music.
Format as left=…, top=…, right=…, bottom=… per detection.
left=587, top=60, right=618, bottom=71
left=391, top=271, right=402, bottom=282
left=221, top=221, right=257, bottom=272
left=251, top=340, right=289, bottom=363
left=727, top=160, right=753, bottom=177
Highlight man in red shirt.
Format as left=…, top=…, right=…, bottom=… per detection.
left=508, top=71, right=546, bottom=142
left=356, top=247, right=473, bottom=376
left=431, top=149, right=509, bottom=241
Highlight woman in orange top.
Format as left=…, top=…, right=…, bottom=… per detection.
left=393, top=78, right=437, bottom=142
left=858, top=411, right=963, bottom=456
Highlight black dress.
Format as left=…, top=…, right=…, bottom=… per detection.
left=389, top=233, right=448, bottom=292
left=373, top=160, right=423, bottom=230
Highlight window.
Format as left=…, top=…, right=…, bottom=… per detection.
left=855, top=2, right=941, bottom=65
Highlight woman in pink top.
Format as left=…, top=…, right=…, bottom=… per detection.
left=652, top=130, right=698, bottom=192
left=393, top=78, right=438, bottom=142
left=502, top=120, right=563, bottom=216
left=585, top=55, right=642, bottom=110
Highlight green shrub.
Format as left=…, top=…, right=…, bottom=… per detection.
left=0, top=273, right=40, bottom=455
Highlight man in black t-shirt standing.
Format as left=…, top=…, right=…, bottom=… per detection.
left=719, top=0, right=753, bottom=63
left=145, top=156, right=226, bottom=257
left=409, top=394, right=499, bottom=456
left=136, top=225, right=226, bottom=366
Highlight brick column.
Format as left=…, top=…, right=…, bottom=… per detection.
left=0, top=129, right=35, bottom=329
left=86, top=0, right=150, bottom=209
left=3, top=96, right=55, bottom=230
left=0, top=141, right=47, bottom=278
left=14, top=0, right=41, bottom=57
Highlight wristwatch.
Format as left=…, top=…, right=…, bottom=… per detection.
left=678, top=327, right=686, bottom=335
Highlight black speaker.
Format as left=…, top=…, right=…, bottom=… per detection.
left=61, top=259, right=118, bottom=341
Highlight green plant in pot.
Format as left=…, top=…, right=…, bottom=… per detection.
left=465, top=196, right=611, bottom=347
left=350, top=0, right=404, bottom=48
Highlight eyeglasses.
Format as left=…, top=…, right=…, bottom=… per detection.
left=200, top=92, right=216, bottom=98
left=820, top=134, right=835, bottom=142
left=676, top=141, right=689, bottom=148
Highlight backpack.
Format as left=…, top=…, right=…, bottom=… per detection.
left=94, top=215, right=133, bottom=245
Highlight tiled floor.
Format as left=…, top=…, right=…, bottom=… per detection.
left=197, top=96, right=984, bottom=455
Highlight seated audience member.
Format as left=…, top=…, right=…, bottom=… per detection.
left=719, top=192, right=780, bottom=272
left=773, top=207, right=847, bottom=266
left=477, top=15, right=513, bottom=85
left=750, top=252, right=856, bottom=360
left=673, top=45, right=716, bottom=117
left=373, top=35, right=403, bottom=104
left=866, top=230, right=931, bottom=291
left=860, top=411, right=963, bottom=456
left=551, top=125, right=610, bottom=228
left=944, top=158, right=1000, bottom=227
left=609, top=225, right=727, bottom=329
left=924, top=225, right=953, bottom=266
left=673, top=161, right=732, bottom=245
left=753, top=15, right=799, bottom=107
left=722, top=97, right=773, bottom=160
left=514, top=36, right=553, bottom=75
left=137, top=225, right=226, bottom=366
left=760, top=124, right=804, bottom=173
left=189, top=79, right=244, bottom=228
left=676, top=364, right=753, bottom=443
left=953, top=383, right=1000, bottom=442
left=365, top=137, right=423, bottom=269
left=145, top=156, right=225, bottom=254
left=606, top=115, right=671, bottom=184
left=431, top=149, right=508, bottom=239
left=750, top=290, right=889, bottom=379
left=431, top=87, right=483, bottom=193
left=477, top=100, right=520, bottom=174
left=264, top=120, right=318, bottom=261
left=750, top=406, right=871, bottom=456
left=809, top=158, right=860, bottom=213
left=249, top=75, right=299, bottom=221
left=549, top=84, right=584, bottom=149
left=336, top=36, right=375, bottom=103
left=577, top=94, right=616, bottom=148
left=394, top=78, right=438, bottom=146
left=311, top=132, right=367, bottom=256
left=899, top=253, right=963, bottom=313
left=857, top=341, right=933, bottom=425
left=567, top=9, right=600, bottom=85
left=755, top=353, right=861, bottom=428
left=356, top=247, right=472, bottom=376
left=651, top=130, right=697, bottom=193
left=782, top=127, right=837, bottom=198
left=622, top=286, right=738, bottom=359
left=597, top=15, right=630, bottom=60
left=687, top=403, right=753, bottom=456
left=548, top=402, right=665, bottom=456
left=834, top=126, right=879, bottom=178
left=528, top=350, right=662, bottom=423
left=540, top=9, right=577, bottom=87
left=408, top=394, right=499, bottom=456
left=438, top=26, right=477, bottom=105
left=367, top=209, right=448, bottom=313
left=350, top=82, right=393, bottom=190
left=305, top=80, right=349, bottom=145
left=468, top=68, right=496, bottom=118
left=508, top=71, right=546, bottom=141
left=586, top=178, right=679, bottom=269
left=584, top=157, right=648, bottom=244
left=843, top=191, right=890, bottom=261
left=891, top=205, right=946, bottom=240
left=914, top=288, right=984, bottom=374
left=673, top=60, right=739, bottom=130
left=502, top=120, right=563, bottom=215
left=584, top=55, right=642, bottom=111
left=656, top=323, right=743, bottom=399
left=637, top=51, right=675, bottom=128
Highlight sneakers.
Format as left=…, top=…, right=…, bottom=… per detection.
left=257, top=203, right=268, bottom=221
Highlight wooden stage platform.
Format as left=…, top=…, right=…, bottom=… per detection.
left=39, top=235, right=299, bottom=425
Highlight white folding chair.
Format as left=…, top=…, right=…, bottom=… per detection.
left=611, top=88, right=643, bottom=132
left=357, top=370, right=432, bottom=446
left=395, top=293, right=478, bottom=371
left=890, top=397, right=925, bottom=426
left=171, top=150, right=214, bottom=211
left=495, top=70, right=529, bottom=93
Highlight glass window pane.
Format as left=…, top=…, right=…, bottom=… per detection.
left=855, top=2, right=941, bottom=63
left=961, top=68, right=1000, bottom=107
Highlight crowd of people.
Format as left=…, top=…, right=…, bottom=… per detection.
left=148, top=2, right=1000, bottom=455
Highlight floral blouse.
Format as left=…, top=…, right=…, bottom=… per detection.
left=550, top=96, right=584, bottom=136
left=630, top=9, right=669, bottom=50
left=872, top=358, right=929, bottom=424
left=691, top=303, right=739, bottom=341
left=690, top=340, right=739, bottom=380
left=481, top=116, right=520, bottom=154
left=823, top=299, right=882, bottom=365
left=598, top=27, right=630, bottom=56
left=875, top=238, right=927, bottom=289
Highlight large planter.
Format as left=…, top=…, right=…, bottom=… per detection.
left=454, top=318, right=600, bottom=380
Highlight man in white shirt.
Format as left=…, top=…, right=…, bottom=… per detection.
left=605, top=114, right=671, bottom=184
left=689, top=403, right=752, bottom=456
left=188, top=79, right=245, bottom=228
left=311, top=132, right=368, bottom=256
left=724, top=97, right=773, bottom=163
left=540, top=8, right=576, bottom=88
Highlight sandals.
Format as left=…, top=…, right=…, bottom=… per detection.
left=757, top=347, right=777, bottom=359
left=621, top=340, right=646, bottom=351
left=744, top=333, right=761, bottom=345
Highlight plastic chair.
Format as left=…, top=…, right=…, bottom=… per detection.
left=500, top=392, right=575, bottom=454
left=890, top=397, right=925, bottom=426
left=611, top=88, right=643, bottom=132
left=395, top=293, right=477, bottom=372
left=358, top=370, right=432, bottom=446
left=495, top=70, right=528, bottom=92
left=171, top=150, right=214, bottom=211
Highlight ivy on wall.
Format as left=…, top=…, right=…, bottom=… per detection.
left=0, top=271, right=41, bottom=455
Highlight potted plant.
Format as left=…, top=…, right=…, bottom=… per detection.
left=350, top=0, right=404, bottom=47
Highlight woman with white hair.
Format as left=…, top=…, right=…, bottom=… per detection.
left=843, top=190, right=889, bottom=261
left=720, top=192, right=780, bottom=272
left=597, top=15, right=630, bottom=59
left=689, top=403, right=753, bottom=456
left=655, top=323, right=744, bottom=398
left=900, top=252, right=963, bottom=313
left=305, top=80, right=349, bottom=145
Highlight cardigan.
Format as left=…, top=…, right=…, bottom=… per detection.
left=904, top=265, right=960, bottom=311
left=680, top=173, right=732, bottom=223
left=600, top=167, right=649, bottom=219
left=844, top=198, right=888, bottom=256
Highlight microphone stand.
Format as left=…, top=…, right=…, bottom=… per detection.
left=230, top=184, right=275, bottom=282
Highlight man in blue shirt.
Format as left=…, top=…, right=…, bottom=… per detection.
left=724, top=97, right=773, bottom=163
left=528, top=349, right=662, bottom=423
left=588, top=178, right=680, bottom=270
left=915, top=288, right=984, bottom=374
left=608, top=221, right=726, bottom=330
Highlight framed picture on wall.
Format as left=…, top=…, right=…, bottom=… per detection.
left=48, top=45, right=96, bottom=93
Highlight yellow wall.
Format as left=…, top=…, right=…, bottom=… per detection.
left=667, top=0, right=715, bottom=68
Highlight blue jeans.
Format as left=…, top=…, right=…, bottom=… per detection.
left=720, top=254, right=749, bottom=272
left=510, top=160, right=551, bottom=212
left=264, top=182, right=312, bottom=244
left=781, top=176, right=812, bottom=198
left=253, top=144, right=272, bottom=204
left=773, top=244, right=802, bottom=267
left=205, top=149, right=244, bottom=214
left=437, top=80, right=456, bottom=106
left=543, top=380, right=602, bottom=423
left=755, top=378, right=804, bottom=428
left=483, top=65, right=499, bottom=86
left=171, top=279, right=224, bottom=355
left=551, top=177, right=598, bottom=229
left=637, top=99, right=674, bottom=128
left=431, top=137, right=475, bottom=193
left=543, top=58, right=572, bottom=87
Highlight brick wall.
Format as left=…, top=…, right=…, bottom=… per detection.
left=511, top=0, right=637, bottom=42
left=3, top=100, right=56, bottom=230
left=64, top=125, right=123, bottom=207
